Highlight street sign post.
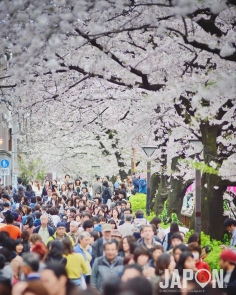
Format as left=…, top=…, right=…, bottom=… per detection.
left=0, top=159, right=10, bottom=185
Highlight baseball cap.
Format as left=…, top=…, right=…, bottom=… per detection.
left=111, top=229, right=122, bottom=238
left=102, top=224, right=112, bottom=232
left=220, top=249, right=236, bottom=263
left=57, top=222, right=66, bottom=228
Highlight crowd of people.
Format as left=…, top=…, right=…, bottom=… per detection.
left=0, top=174, right=236, bottom=295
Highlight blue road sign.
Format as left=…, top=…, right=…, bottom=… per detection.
left=0, top=159, right=10, bottom=168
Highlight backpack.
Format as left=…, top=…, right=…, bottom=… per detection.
left=133, top=218, right=147, bottom=234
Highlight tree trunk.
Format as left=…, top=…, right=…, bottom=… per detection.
left=150, top=172, right=160, bottom=210
left=167, top=178, right=193, bottom=220
left=200, top=123, right=227, bottom=239
left=154, top=174, right=168, bottom=216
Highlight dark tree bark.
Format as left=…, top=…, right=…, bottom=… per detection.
left=154, top=174, right=168, bottom=216
left=150, top=172, right=160, bottom=210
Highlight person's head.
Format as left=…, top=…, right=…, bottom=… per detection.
left=78, top=232, right=91, bottom=248
left=121, top=276, right=153, bottom=295
left=219, top=249, right=236, bottom=271
left=133, top=246, right=150, bottom=267
left=104, top=241, right=118, bottom=262
left=111, top=229, right=122, bottom=242
left=15, top=239, right=24, bottom=255
left=121, top=264, right=143, bottom=282
left=47, top=240, right=63, bottom=257
left=40, top=215, right=48, bottom=227
left=102, top=224, right=112, bottom=241
left=121, top=200, right=127, bottom=210
left=119, top=190, right=127, bottom=200
left=83, top=220, right=94, bottom=232
left=135, top=209, right=144, bottom=218
left=108, top=219, right=117, bottom=229
left=62, top=238, right=73, bottom=255
left=150, top=217, right=162, bottom=229
left=96, top=176, right=101, bottom=182
left=224, top=218, right=236, bottom=233
left=18, top=177, right=23, bottom=185
left=155, top=253, right=175, bottom=276
left=26, top=184, right=32, bottom=192
left=5, top=212, right=14, bottom=224
left=124, top=214, right=133, bottom=223
left=201, top=245, right=212, bottom=259
left=111, top=209, right=119, bottom=219
left=173, top=244, right=188, bottom=263
left=56, top=223, right=66, bottom=238
left=22, top=252, right=40, bottom=276
left=90, top=231, right=100, bottom=244
left=65, top=174, right=70, bottom=182
left=47, top=188, right=52, bottom=196
left=103, top=180, right=109, bottom=187
left=170, top=233, right=183, bottom=248
left=41, top=263, right=69, bottom=295
left=122, top=236, right=136, bottom=253
left=22, top=281, right=50, bottom=295
left=31, top=242, right=47, bottom=261
left=176, top=251, right=195, bottom=276
left=187, top=232, right=201, bottom=245
left=69, top=220, right=78, bottom=233
left=21, top=230, right=30, bottom=242
left=188, top=242, right=201, bottom=262
left=151, top=245, right=164, bottom=262
left=170, top=222, right=179, bottom=233
left=141, top=225, right=154, bottom=240
left=29, top=234, right=43, bottom=248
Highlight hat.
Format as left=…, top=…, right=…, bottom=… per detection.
left=220, top=250, right=236, bottom=263
left=102, top=224, right=112, bottom=232
left=57, top=222, right=66, bottom=228
left=111, top=229, right=122, bottom=238
left=11, top=212, right=19, bottom=221
left=94, top=224, right=102, bottom=232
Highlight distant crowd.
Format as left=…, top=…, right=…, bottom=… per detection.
left=0, top=174, right=236, bottom=295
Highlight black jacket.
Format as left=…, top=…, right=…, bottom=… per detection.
left=225, top=266, right=236, bottom=295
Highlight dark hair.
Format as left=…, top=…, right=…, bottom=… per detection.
left=173, top=244, right=188, bottom=254
left=17, top=177, right=23, bottom=184
left=124, top=263, right=143, bottom=274
left=26, top=184, right=33, bottom=192
left=175, top=251, right=194, bottom=276
left=21, top=231, right=30, bottom=241
left=119, top=190, right=127, bottom=198
left=65, top=174, right=70, bottom=179
left=83, top=220, right=94, bottom=231
left=150, top=217, right=162, bottom=228
left=123, top=208, right=132, bottom=213
left=151, top=245, right=164, bottom=253
left=47, top=240, right=63, bottom=257
left=35, top=212, right=42, bottom=219
left=0, top=254, right=6, bottom=269
left=170, top=222, right=179, bottom=233
left=155, top=253, right=171, bottom=275
left=0, top=248, right=12, bottom=263
left=187, top=232, right=201, bottom=245
left=202, top=245, right=212, bottom=254
left=224, top=217, right=236, bottom=227
left=103, top=180, right=109, bottom=187
left=170, top=233, right=183, bottom=242
left=121, top=277, right=152, bottom=295
left=96, top=176, right=101, bottom=181
left=133, top=246, right=150, bottom=263
left=5, top=212, right=14, bottom=224
left=90, top=231, right=100, bottom=242
left=122, top=235, right=136, bottom=252
left=108, top=219, right=117, bottom=229
left=62, top=238, right=74, bottom=255
left=188, top=242, right=201, bottom=255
